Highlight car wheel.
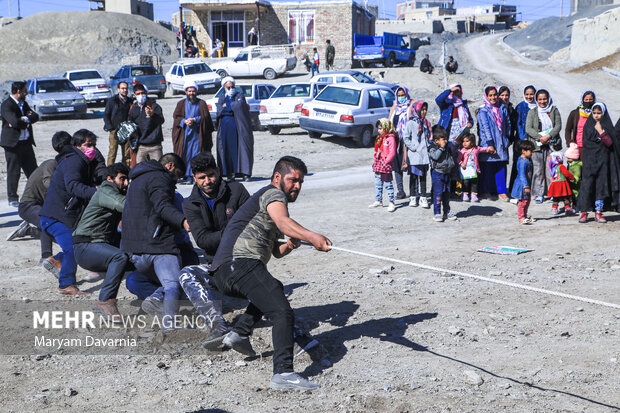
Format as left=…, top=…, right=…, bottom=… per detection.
left=385, top=53, right=395, bottom=68
left=355, top=126, right=373, bottom=147
left=167, top=83, right=176, bottom=96
left=361, top=61, right=370, bottom=68
left=267, top=126, right=281, bottom=135
left=407, top=54, right=415, bottom=67
left=217, top=69, right=228, bottom=78
left=157, top=92, right=165, bottom=99
left=308, top=131, right=322, bottom=139
left=263, top=68, right=277, bottom=80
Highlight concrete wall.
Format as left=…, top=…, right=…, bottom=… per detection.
left=105, top=0, right=153, bottom=20
left=570, top=0, right=614, bottom=14
left=570, top=7, right=620, bottom=62
left=376, top=19, right=443, bottom=34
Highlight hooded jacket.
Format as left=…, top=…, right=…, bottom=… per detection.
left=73, top=180, right=126, bottom=245
left=183, top=179, right=250, bottom=263
left=39, top=146, right=97, bottom=228
left=120, top=160, right=185, bottom=255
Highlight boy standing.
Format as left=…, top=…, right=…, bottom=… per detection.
left=428, top=125, right=456, bottom=222
left=511, top=140, right=536, bottom=224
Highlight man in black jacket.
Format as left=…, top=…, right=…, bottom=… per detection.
left=178, top=152, right=250, bottom=347
left=40, top=129, right=99, bottom=295
left=103, top=81, right=132, bottom=166
left=420, top=54, right=434, bottom=74
left=1, top=81, right=39, bottom=207
left=128, top=83, right=164, bottom=165
left=120, top=153, right=189, bottom=330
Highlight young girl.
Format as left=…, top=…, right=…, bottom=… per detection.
left=388, top=87, right=412, bottom=199
left=457, top=133, right=495, bottom=202
left=564, top=143, right=582, bottom=203
left=369, top=119, right=397, bottom=212
left=403, top=101, right=431, bottom=208
left=547, top=152, right=576, bottom=215
left=511, top=140, right=536, bottom=224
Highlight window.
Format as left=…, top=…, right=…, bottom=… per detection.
left=288, top=10, right=314, bottom=44
left=234, top=51, right=248, bottom=62
left=258, top=86, right=272, bottom=99
left=379, top=89, right=395, bottom=107
left=336, top=76, right=353, bottom=83
left=273, top=84, right=310, bottom=98
left=69, top=71, right=102, bottom=81
left=228, top=22, right=244, bottom=48
left=350, top=72, right=375, bottom=84
left=212, top=11, right=244, bottom=21
left=368, top=90, right=383, bottom=109
left=184, top=63, right=212, bottom=74
left=131, top=66, right=157, bottom=76
left=317, top=76, right=332, bottom=83
left=36, top=79, right=76, bottom=93
left=316, top=87, right=361, bottom=106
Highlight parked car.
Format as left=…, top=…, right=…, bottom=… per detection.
left=353, top=32, right=416, bottom=68
left=165, top=60, right=221, bottom=96
left=26, top=77, right=87, bottom=120
left=299, top=83, right=395, bottom=147
left=206, top=83, right=276, bottom=130
left=109, top=65, right=166, bottom=98
left=309, top=70, right=397, bottom=91
left=258, top=82, right=328, bottom=135
left=63, top=69, right=112, bottom=105
left=209, top=45, right=297, bottom=80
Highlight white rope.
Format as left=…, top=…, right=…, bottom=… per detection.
left=326, top=245, right=620, bottom=310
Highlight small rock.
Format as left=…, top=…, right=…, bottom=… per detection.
left=610, top=358, right=617, bottom=363
left=235, top=361, right=247, bottom=367
left=576, top=307, right=584, bottom=312
left=610, top=265, right=620, bottom=270
left=22, top=297, right=32, bottom=303
left=410, top=383, right=421, bottom=390
left=560, top=332, right=571, bottom=337
left=489, top=270, right=503, bottom=276
left=384, top=385, right=392, bottom=392
left=35, top=354, right=50, bottom=361
left=586, top=268, right=595, bottom=272
left=448, top=326, right=463, bottom=336
left=463, top=370, right=484, bottom=386
left=198, top=379, right=213, bottom=385
left=64, top=388, right=78, bottom=397
left=156, top=362, right=167, bottom=369
left=253, top=387, right=262, bottom=392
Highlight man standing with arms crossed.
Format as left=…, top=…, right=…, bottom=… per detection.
left=211, top=156, right=331, bottom=391
left=103, top=81, right=132, bottom=166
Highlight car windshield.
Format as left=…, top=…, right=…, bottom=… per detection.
left=315, top=87, right=361, bottom=106
left=350, top=72, right=375, bottom=83
left=214, top=85, right=252, bottom=98
left=131, top=66, right=158, bottom=76
left=272, top=84, right=310, bottom=98
left=184, top=63, right=212, bottom=75
left=36, top=79, right=76, bottom=93
left=68, top=71, right=102, bottom=81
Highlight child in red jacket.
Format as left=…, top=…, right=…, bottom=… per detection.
left=547, top=151, right=576, bottom=215
left=369, top=118, right=397, bottom=212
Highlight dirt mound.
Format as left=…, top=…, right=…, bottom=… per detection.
left=569, top=49, right=620, bottom=73
left=504, top=5, right=619, bottom=60
left=0, top=11, right=175, bottom=67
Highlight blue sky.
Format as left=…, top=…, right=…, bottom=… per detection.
left=1, top=0, right=571, bottom=22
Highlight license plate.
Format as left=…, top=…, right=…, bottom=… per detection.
left=57, top=107, right=74, bottom=112
left=315, top=112, right=334, bottom=119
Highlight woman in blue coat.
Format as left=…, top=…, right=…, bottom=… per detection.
left=477, top=86, right=511, bottom=200
left=435, top=84, right=473, bottom=142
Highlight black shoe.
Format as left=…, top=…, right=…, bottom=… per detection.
left=202, top=323, right=230, bottom=351
left=395, top=192, right=407, bottom=200
left=6, top=220, right=31, bottom=241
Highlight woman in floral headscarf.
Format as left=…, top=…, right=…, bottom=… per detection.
left=388, top=86, right=412, bottom=199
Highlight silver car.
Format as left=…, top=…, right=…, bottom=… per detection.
left=26, top=77, right=87, bottom=120
left=63, top=69, right=112, bottom=104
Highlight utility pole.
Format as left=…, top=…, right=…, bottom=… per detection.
left=560, top=0, right=563, bottom=18
left=18, top=0, right=21, bottom=18
left=8, top=0, right=11, bottom=17
left=179, top=6, right=184, bottom=59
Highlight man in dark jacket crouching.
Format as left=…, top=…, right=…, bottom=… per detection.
left=73, top=163, right=130, bottom=318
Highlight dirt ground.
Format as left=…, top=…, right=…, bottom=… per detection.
left=0, top=34, right=618, bottom=412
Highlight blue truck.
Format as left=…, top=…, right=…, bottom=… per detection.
left=353, top=32, right=416, bottom=68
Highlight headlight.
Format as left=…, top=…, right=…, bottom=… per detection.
left=39, top=100, right=55, bottom=106
left=74, top=98, right=86, bottom=104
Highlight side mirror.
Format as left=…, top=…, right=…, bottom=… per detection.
left=404, top=42, right=409, bottom=48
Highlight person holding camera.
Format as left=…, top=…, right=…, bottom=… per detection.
left=128, top=84, right=165, bottom=166
left=103, top=81, right=132, bottom=166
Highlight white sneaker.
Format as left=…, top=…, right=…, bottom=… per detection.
left=444, top=212, right=458, bottom=221
left=419, top=197, right=430, bottom=209
left=433, top=214, right=444, bottom=222
left=368, top=201, right=382, bottom=208
left=387, top=202, right=396, bottom=212
left=409, top=197, right=418, bottom=207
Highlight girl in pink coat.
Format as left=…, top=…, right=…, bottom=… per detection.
left=457, top=133, right=496, bottom=202
left=369, top=118, right=398, bottom=212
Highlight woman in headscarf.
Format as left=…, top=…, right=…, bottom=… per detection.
left=476, top=86, right=510, bottom=200
left=388, top=86, right=412, bottom=199
left=565, top=91, right=596, bottom=155
left=509, top=85, right=537, bottom=193
left=577, top=102, right=620, bottom=223
left=402, top=100, right=432, bottom=208
left=498, top=86, right=518, bottom=193
left=435, top=83, right=473, bottom=142
left=216, top=76, right=254, bottom=182
left=525, top=89, right=562, bottom=203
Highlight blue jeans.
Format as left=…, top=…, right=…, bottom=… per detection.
left=74, top=242, right=130, bottom=301
left=129, top=254, right=182, bottom=324
left=311, top=62, right=319, bottom=77
left=431, top=170, right=451, bottom=215
left=375, top=173, right=394, bottom=202
left=40, top=217, right=76, bottom=288
left=126, top=270, right=162, bottom=300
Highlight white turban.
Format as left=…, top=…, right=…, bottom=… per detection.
left=184, top=79, right=198, bottom=91
left=221, top=76, right=235, bottom=87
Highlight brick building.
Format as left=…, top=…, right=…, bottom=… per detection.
left=175, top=0, right=375, bottom=66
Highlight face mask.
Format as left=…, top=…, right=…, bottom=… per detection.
left=82, top=147, right=96, bottom=161
left=583, top=101, right=594, bottom=109
left=398, top=96, right=407, bottom=104
left=136, top=95, right=147, bottom=105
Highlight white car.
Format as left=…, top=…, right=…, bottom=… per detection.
left=259, top=82, right=328, bottom=135
left=63, top=69, right=112, bottom=104
left=309, top=70, right=398, bottom=92
left=165, top=60, right=221, bottom=96
left=299, top=83, right=395, bottom=147
left=206, top=83, right=276, bottom=130
left=210, top=45, right=297, bottom=80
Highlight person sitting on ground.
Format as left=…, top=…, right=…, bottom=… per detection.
left=7, top=132, right=72, bottom=278
left=445, top=56, right=458, bottom=74
left=120, top=153, right=190, bottom=331
left=73, top=163, right=131, bottom=318
left=420, top=54, right=434, bottom=74
left=210, top=156, right=332, bottom=391
left=39, top=129, right=99, bottom=295
left=428, top=125, right=457, bottom=222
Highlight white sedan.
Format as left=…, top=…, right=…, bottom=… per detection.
left=299, top=83, right=395, bottom=147
left=258, top=82, right=327, bottom=135
left=63, top=69, right=112, bottom=104
left=165, top=60, right=221, bottom=95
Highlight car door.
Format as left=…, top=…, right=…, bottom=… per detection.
left=232, top=51, right=249, bottom=76
left=378, top=88, right=395, bottom=123
left=174, top=65, right=184, bottom=89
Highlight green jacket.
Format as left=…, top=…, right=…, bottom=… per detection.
left=525, top=106, right=562, bottom=152
left=73, top=180, right=125, bottom=244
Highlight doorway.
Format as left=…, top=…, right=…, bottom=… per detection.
left=212, top=22, right=228, bottom=57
